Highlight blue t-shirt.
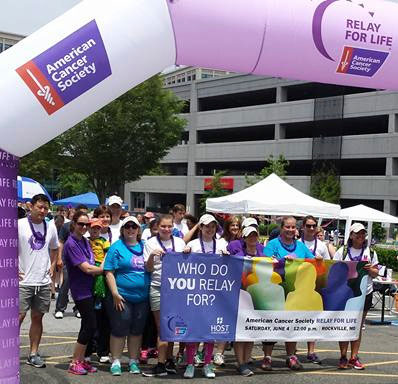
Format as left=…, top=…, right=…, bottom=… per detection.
left=263, top=237, right=314, bottom=259
left=104, top=239, right=150, bottom=303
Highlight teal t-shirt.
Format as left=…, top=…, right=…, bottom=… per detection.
left=264, top=237, right=314, bottom=259
left=104, top=239, right=149, bottom=303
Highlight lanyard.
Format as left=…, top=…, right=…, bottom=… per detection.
left=278, top=236, right=297, bottom=253
left=347, top=246, right=365, bottom=261
left=199, top=235, right=216, bottom=254
left=156, top=234, right=175, bottom=252
left=301, top=235, right=318, bottom=256
left=27, top=215, right=47, bottom=250
left=71, top=235, right=93, bottom=263
left=124, top=240, right=143, bottom=256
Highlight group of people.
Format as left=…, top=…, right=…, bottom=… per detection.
left=18, top=194, right=379, bottom=378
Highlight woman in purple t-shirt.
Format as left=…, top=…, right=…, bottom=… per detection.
left=63, top=211, right=104, bottom=375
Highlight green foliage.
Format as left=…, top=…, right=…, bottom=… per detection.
left=147, top=164, right=170, bottom=176
left=245, top=155, right=289, bottom=186
left=56, top=172, right=91, bottom=198
left=57, top=75, right=186, bottom=202
left=310, top=165, right=341, bottom=204
left=258, top=223, right=267, bottom=236
left=374, top=247, right=398, bottom=271
left=19, top=139, right=63, bottom=182
left=372, top=222, right=387, bottom=242
left=200, top=171, right=230, bottom=214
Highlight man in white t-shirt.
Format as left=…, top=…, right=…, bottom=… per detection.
left=108, top=195, right=123, bottom=244
left=19, top=194, right=59, bottom=368
left=171, top=203, right=189, bottom=238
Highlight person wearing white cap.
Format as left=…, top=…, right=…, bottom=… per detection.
left=181, top=214, right=226, bottom=379
left=227, top=217, right=264, bottom=256
left=333, top=222, right=379, bottom=371
left=233, top=225, right=264, bottom=377
left=142, top=214, right=186, bottom=377
left=107, top=195, right=123, bottom=244
left=103, top=216, right=149, bottom=376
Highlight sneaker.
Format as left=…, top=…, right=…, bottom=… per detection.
left=203, top=364, right=216, bottom=379
left=142, top=363, right=168, bottom=377
left=286, top=355, right=303, bottom=371
left=338, top=356, right=350, bottom=370
left=237, top=364, right=254, bottom=377
left=213, top=353, right=225, bottom=366
left=129, top=360, right=141, bottom=374
left=68, top=361, right=87, bottom=375
left=349, top=356, right=365, bottom=370
left=99, top=355, right=111, bottom=364
left=139, top=349, right=148, bottom=364
left=74, top=310, right=81, bottom=318
left=54, top=311, right=63, bottom=319
left=147, top=348, right=158, bottom=359
left=26, top=353, right=46, bottom=368
left=194, top=351, right=204, bottom=366
left=184, top=364, right=195, bottom=379
left=307, top=353, right=322, bottom=364
left=110, top=362, right=122, bottom=376
left=176, top=352, right=186, bottom=367
left=81, top=360, right=97, bottom=373
left=165, top=359, right=177, bottom=374
left=261, top=356, right=272, bottom=371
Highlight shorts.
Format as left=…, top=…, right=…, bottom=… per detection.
left=108, top=300, right=149, bottom=337
left=19, top=284, right=51, bottom=314
left=364, top=292, right=373, bottom=312
left=150, top=285, right=161, bottom=312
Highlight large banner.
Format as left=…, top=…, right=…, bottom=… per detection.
left=160, top=253, right=368, bottom=342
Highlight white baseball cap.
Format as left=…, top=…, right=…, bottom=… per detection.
left=121, top=216, right=140, bottom=227
left=199, top=214, right=218, bottom=226
left=350, top=223, right=366, bottom=233
left=242, top=226, right=258, bottom=238
left=242, top=217, right=258, bottom=228
left=108, top=195, right=123, bottom=207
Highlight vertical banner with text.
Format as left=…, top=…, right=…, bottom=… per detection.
left=0, top=150, right=19, bottom=384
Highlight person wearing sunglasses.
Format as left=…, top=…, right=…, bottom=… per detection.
left=103, top=216, right=150, bottom=376
left=63, top=211, right=104, bottom=375
left=298, top=216, right=330, bottom=365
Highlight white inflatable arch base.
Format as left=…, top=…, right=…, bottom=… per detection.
left=1, top=0, right=398, bottom=381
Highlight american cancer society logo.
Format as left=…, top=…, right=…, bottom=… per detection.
left=16, top=20, right=111, bottom=115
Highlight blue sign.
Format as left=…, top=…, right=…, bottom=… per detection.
left=160, top=252, right=243, bottom=342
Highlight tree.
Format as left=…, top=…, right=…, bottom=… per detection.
left=19, top=139, right=63, bottom=181
left=200, top=171, right=230, bottom=214
left=56, top=172, right=91, bottom=198
left=310, top=165, right=341, bottom=204
left=245, top=155, right=289, bottom=186
left=58, top=75, right=186, bottom=203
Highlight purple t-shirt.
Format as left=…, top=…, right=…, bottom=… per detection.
left=64, top=234, right=95, bottom=302
left=227, top=238, right=264, bottom=256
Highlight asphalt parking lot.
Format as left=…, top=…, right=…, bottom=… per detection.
left=19, top=300, right=398, bottom=384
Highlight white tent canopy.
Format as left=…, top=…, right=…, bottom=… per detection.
left=339, top=204, right=398, bottom=245
left=206, top=173, right=340, bottom=218
left=340, top=204, right=398, bottom=224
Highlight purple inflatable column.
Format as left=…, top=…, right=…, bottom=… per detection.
left=0, top=149, right=19, bottom=384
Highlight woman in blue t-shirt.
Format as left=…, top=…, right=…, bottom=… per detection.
left=262, top=216, right=314, bottom=371
left=104, top=216, right=150, bottom=376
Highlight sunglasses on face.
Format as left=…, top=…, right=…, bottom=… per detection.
left=305, top=224, right=316, bottom=229
left=76, top=222, right=90, bottom=228
left=124, top=223, right=138, bottom=230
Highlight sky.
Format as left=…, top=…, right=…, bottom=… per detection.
left=0, top=0, right=82, bottom=36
